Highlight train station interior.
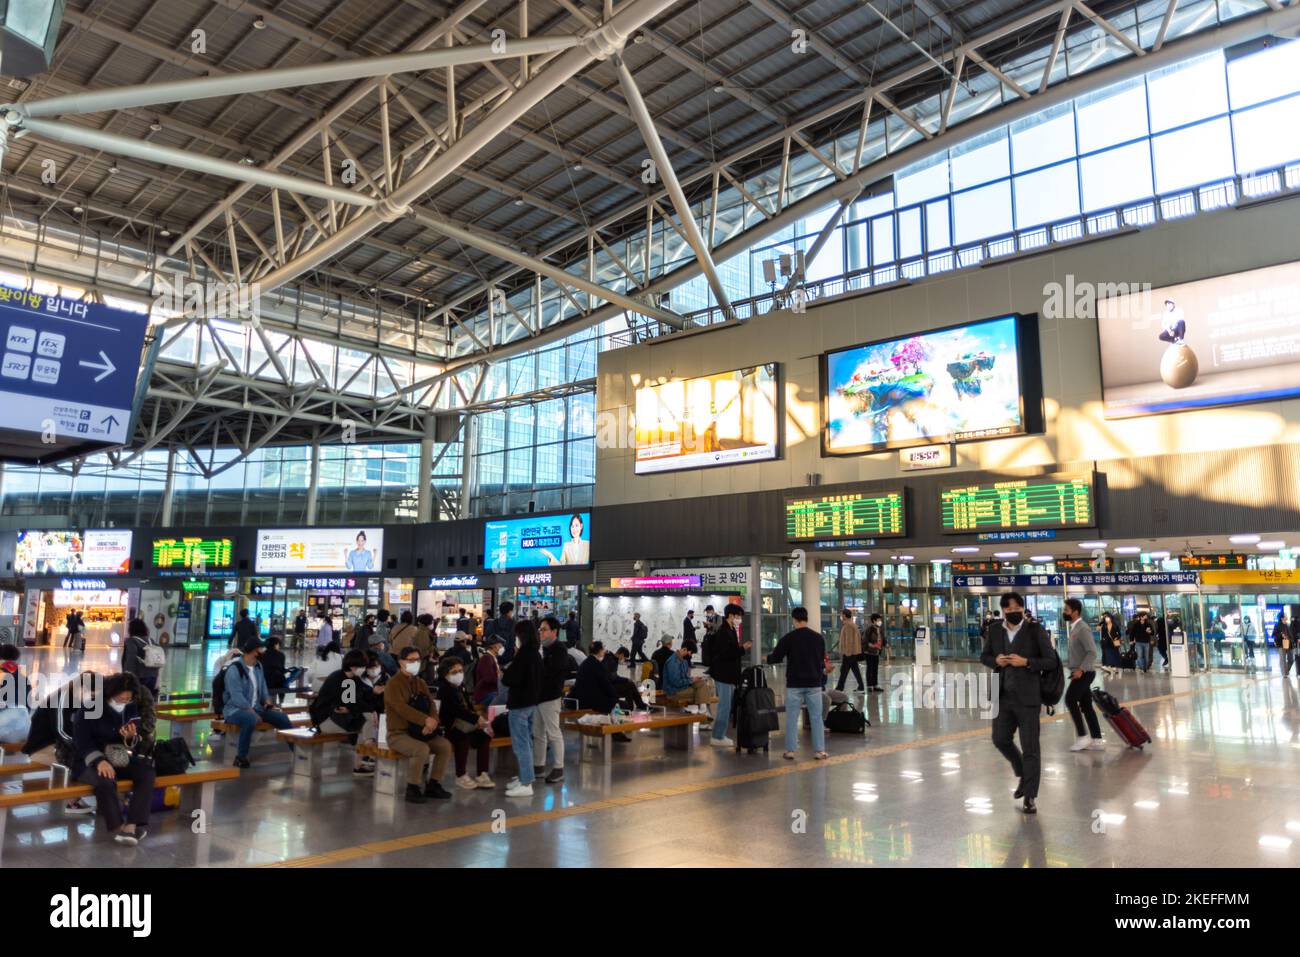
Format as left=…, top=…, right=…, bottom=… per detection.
left=1, top=0, right=1299, bottom=887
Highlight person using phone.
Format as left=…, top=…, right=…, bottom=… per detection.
left=71, top=673, right=157, bottom=846
left=707, top=603, right=752, bottom=748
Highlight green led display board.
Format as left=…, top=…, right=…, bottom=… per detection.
left=785, top=489, right=906, bottom=541
left=152, top=537, right=234, bottom=569
left=941, top=474, right=1095, bottom=533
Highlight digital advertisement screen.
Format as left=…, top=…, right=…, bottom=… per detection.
left=940, top=474, right=1095, bottom=534
left=1098, top=261, right=1300, bottom=418
left=153, top=537, right=234, bottom=569
left=255, top=528, right=384, bottom=574
left=14, top=529, right=131, bottom=575
left=785, top=490, right=907, bottom=541
left=822, top=314, right=1041, bottom=454
left=634, top=364, right=780, bottom=474
left=485, top=512, right=591, bottom=572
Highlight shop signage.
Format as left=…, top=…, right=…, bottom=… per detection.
left=58, top=578, right=108, bottom=590
left=811, top=539, right=876, bottom=550
left=180, top=580, right=210, bottom=593
left=427, top=575, right=481, bottom=588
left=975, top=530, right=1059, bottom=542
left=900, top=445, right=953, bottom=470
left=609, top=576, right=703, bottom=589
left=656, top=566, right=750, bottom=588
left=516, top=573, right=553, bottom=586
left=250, top=584, right=276, bottom=596
left=291, top=576, right=358, bottom=590
left=1066, top=573, right=1199, bottom=586
left=953, top=574, right=1063, bottom=588
left=1200, top=569, right=1300, bottom=586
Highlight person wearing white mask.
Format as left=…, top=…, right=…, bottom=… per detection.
left=383, top=646, right=453, bottom=803
left=24, top=671, right=98, bottom=814
left=437, top=657, right=494, bottom=789
left=473, top=635, right=506, bottom=706
left=309, top=650, right=374, bottom=775
left=71, top=673, right=156, bottom=845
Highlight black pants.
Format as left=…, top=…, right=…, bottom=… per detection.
left=78, top=757, right=155, bottom=831
left=630, top=640, right=649, bottom=664
left=446, top=727, right=491, bottom=777
left=612, top=676, right=645, bottom=709
left=1065, top=672, right=1101, bottom=738
left=865, top=653, right=880, bottom=688
left=836, top=654, right=864, bottom=691
left=991, top=701, right=1042, bottom=798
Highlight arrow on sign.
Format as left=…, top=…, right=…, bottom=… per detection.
left=101, top=414, right=120, bottom=430
left=79, top=350, right=116, bottom=382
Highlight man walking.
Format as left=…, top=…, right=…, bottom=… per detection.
left=630, top=612, right=649, bottom=666
left=981, top=592, right=1056, bottom=814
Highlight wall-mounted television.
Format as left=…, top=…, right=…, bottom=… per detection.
left=634, top=363, right=780, bottom=474
left=1097, top=260, right=1300, bottom=419
left=821, top=314, right=1043, bottom=455
left=485, top=512, right=591, bottom=572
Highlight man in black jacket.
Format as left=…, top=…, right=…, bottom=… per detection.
left=563, top=611, right=581, bottom=649
left=232, top=608, right=259, bottom=650
left=707, top=603, right=751, bottom=748
left=572, top=642, right=643, bottom=728
left=651, top=637, right=676, bottom=690
left=980, top=591, right=1056, bottom=814
left=767, top=607, right=828, bottom=760
left=682, top=610, right=698, bottom=654
left=533, top=616, right=569, bottom=784
left=495, top=602, right=518, bottom=668
left=630, top=613, right=650, bottom=665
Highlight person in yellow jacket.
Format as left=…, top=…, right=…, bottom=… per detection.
left=384, top=646, right=453, bottom=804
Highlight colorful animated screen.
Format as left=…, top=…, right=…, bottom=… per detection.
left=821, top=315, right=1036, bottom=454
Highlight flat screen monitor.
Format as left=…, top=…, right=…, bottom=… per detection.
left=485, top=512, right=591, bottom=572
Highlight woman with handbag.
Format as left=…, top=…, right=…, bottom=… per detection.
left=437, top=657, right=494, bottom=790
left=71, top=673, right=156, bottom=846
left=1100, top=612, right=1123, bottom=676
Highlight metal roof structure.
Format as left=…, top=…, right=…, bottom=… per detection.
left=1, top=0, right=1297, bottom=468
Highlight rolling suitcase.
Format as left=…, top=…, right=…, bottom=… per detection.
left=1091, top=688, right=1151, bottom=749
left=734, top=666, right=778, bottom=753
left=1119, top=650, right=1137, bottom=670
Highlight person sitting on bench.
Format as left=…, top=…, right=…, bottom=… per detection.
left=384, top=646, right=454, bottom=804
left=663, top=645, right=715, bottom=718
left=24, top=670, right=98, bottom=814
left=71, top=673, right=155, bottom=846
left=651, top=637, right=675, bottom=690
left=571, top=642, right=642, bottom=742
left=261, top=635, right=288, bottom=694
left=436, top=657, right=493, bottom=790
left=310, top=649, right=373, bottom=776
left=222, top=636, right=296, bottom=769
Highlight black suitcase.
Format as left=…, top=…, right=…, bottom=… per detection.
left=825, top=700, right=869, bottom=734
left=734, top=666, right=777, bottom=753
left=1119, top=650, right=1137, bottom=670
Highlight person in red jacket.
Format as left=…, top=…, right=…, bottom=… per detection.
left=473, top=635, right=505, bottom=706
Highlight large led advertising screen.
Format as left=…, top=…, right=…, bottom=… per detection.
left=486, top=512, right=591, bottom=572
left=634, top=364, right=780, bottom=474
left=14, top=529, right=132, bottom=575
left=255, top=528, right=384, bottom=574
left=821, top=314, right=1042, bottom=455
left=1097, top=261, right=1300, bottom=419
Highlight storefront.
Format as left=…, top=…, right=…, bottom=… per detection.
left=416, top=574, right=491, bottom=650
left=495, top=569, right=589, bottom=623
left=592, top=576, right=739, bottom=651
left=21, top=577, right=133, bottom=647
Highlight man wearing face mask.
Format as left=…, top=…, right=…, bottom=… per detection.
left=384, top=646, right=454, bottom=803
left=707, top=604, right=752, bottom=748
left=980, top=592, right=1057, bottom=814
left=222, top=636, right=296, bottom=769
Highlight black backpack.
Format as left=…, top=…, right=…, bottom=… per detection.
left=1038, top=642, right=1066, bottom=713
left=152, top=736, right=196, bottom=775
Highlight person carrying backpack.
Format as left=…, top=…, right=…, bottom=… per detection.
left=980, top=591, right=1059, bottom=815
left=123, top=617, right=163, bottom=696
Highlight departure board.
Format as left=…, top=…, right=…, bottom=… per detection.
left=940, top=474, right=1094, bottom=533
left=153, top=536, right=234, bottom=569
left=1178, top=553, right=1247, bottom=569
left=785, top=490, right=906, bottom=541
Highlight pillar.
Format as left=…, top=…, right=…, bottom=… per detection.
left=159, top=447, right=177, bottom=527
left=748, top=555, right=763, bottom=666
left=416, top=417, right=435, bottom=524
left=802, top=557, right=822, bottom=635
left=458, top=414, right=476, bottom=519
left=305, top=440, right=321, bottom=526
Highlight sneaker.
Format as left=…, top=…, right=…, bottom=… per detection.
left=505, top=782, right=534, bottom=797
left=1069, top=735, right=1090, bottom=752
left=544, top=768, right=564, bottom=784
left=404, top=784, right=427, bottom=804
left=613, top=732, right=633, bottom=743
left=507, top=776, right=521, bottom=789
left=233, top=756, right=251, bottom=769
left=209, top=729, right=224, bottom=738
left=475, top=772, right=495, bottom=788
left=698, top=722, right=713, bottom=731
left=424, top=781, right=453, bottom=800
left=352, top=765, right=375, bottom=777
left=65, top=798, right=95, bottom=815
left=1088, top=738, right=1106, bottom=751
left=114, top=828, right=145, bottom=846
left=456, top=775, right=479, bottom=790
left=710, top=737, right=735, bottom=747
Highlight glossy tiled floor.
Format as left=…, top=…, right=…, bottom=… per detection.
left=3, top=640, right=1298, bottom=867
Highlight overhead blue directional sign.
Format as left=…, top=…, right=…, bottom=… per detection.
left=953, top=574, right=1064, bottom=588
left=0, top=286, right=149, bottom=463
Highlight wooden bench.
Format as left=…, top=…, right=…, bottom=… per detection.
left=660, top=693, right=719, bottom=712
left=276, top=727, right=351, bottom=779
left=0, top=742, right=22, bottom=762
left=0, top=762, right=46, bottom=780
left=563, top=713, right=708, bottom=766
left=0, top=766, right=239, bottom=864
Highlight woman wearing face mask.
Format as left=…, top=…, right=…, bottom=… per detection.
left=310, top=649, right=371, bottom=736
left=473, top=635, right=506, bottom=706
left=71, top=673, right=156, bottom=845
left=437, top=657, right=494, bottom=789
left=24, top=671, right=98, bottom=813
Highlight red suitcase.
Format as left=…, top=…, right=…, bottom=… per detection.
left=1092, top=688, right=1152, bottom=749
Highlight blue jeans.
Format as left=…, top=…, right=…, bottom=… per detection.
left=507, top=705, right=538, bottom=780
left=712, top=681, right=735, bottom=741
left=1136, top=643, right=1150, bottom=671
left=784, top=686, right=826, bottom=753
left=226, top=706, right=295, bottom=758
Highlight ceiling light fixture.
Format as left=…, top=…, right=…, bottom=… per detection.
left=1114, top=546, right=1141, bottom=554
left=845, top=550, right=871, bottom=557
left=1029, top=555, right=1053, bottom=562
left=253, top=16, right=267, bottom=29
left=1078, top=541, right=1107, bottom=549
left=1229, top=534, right=1261, bottom=544
left=149, top=119, right=162, bottom=132
left=72, top=205, right=84, bottom=213
left=993, top=551, right=1019, bottom=559
left=951, top=546, right=979, bottom=554
left=1149, top=550, right=1170, bottom=559
left=1258, top=540, right=1286, bottom=550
